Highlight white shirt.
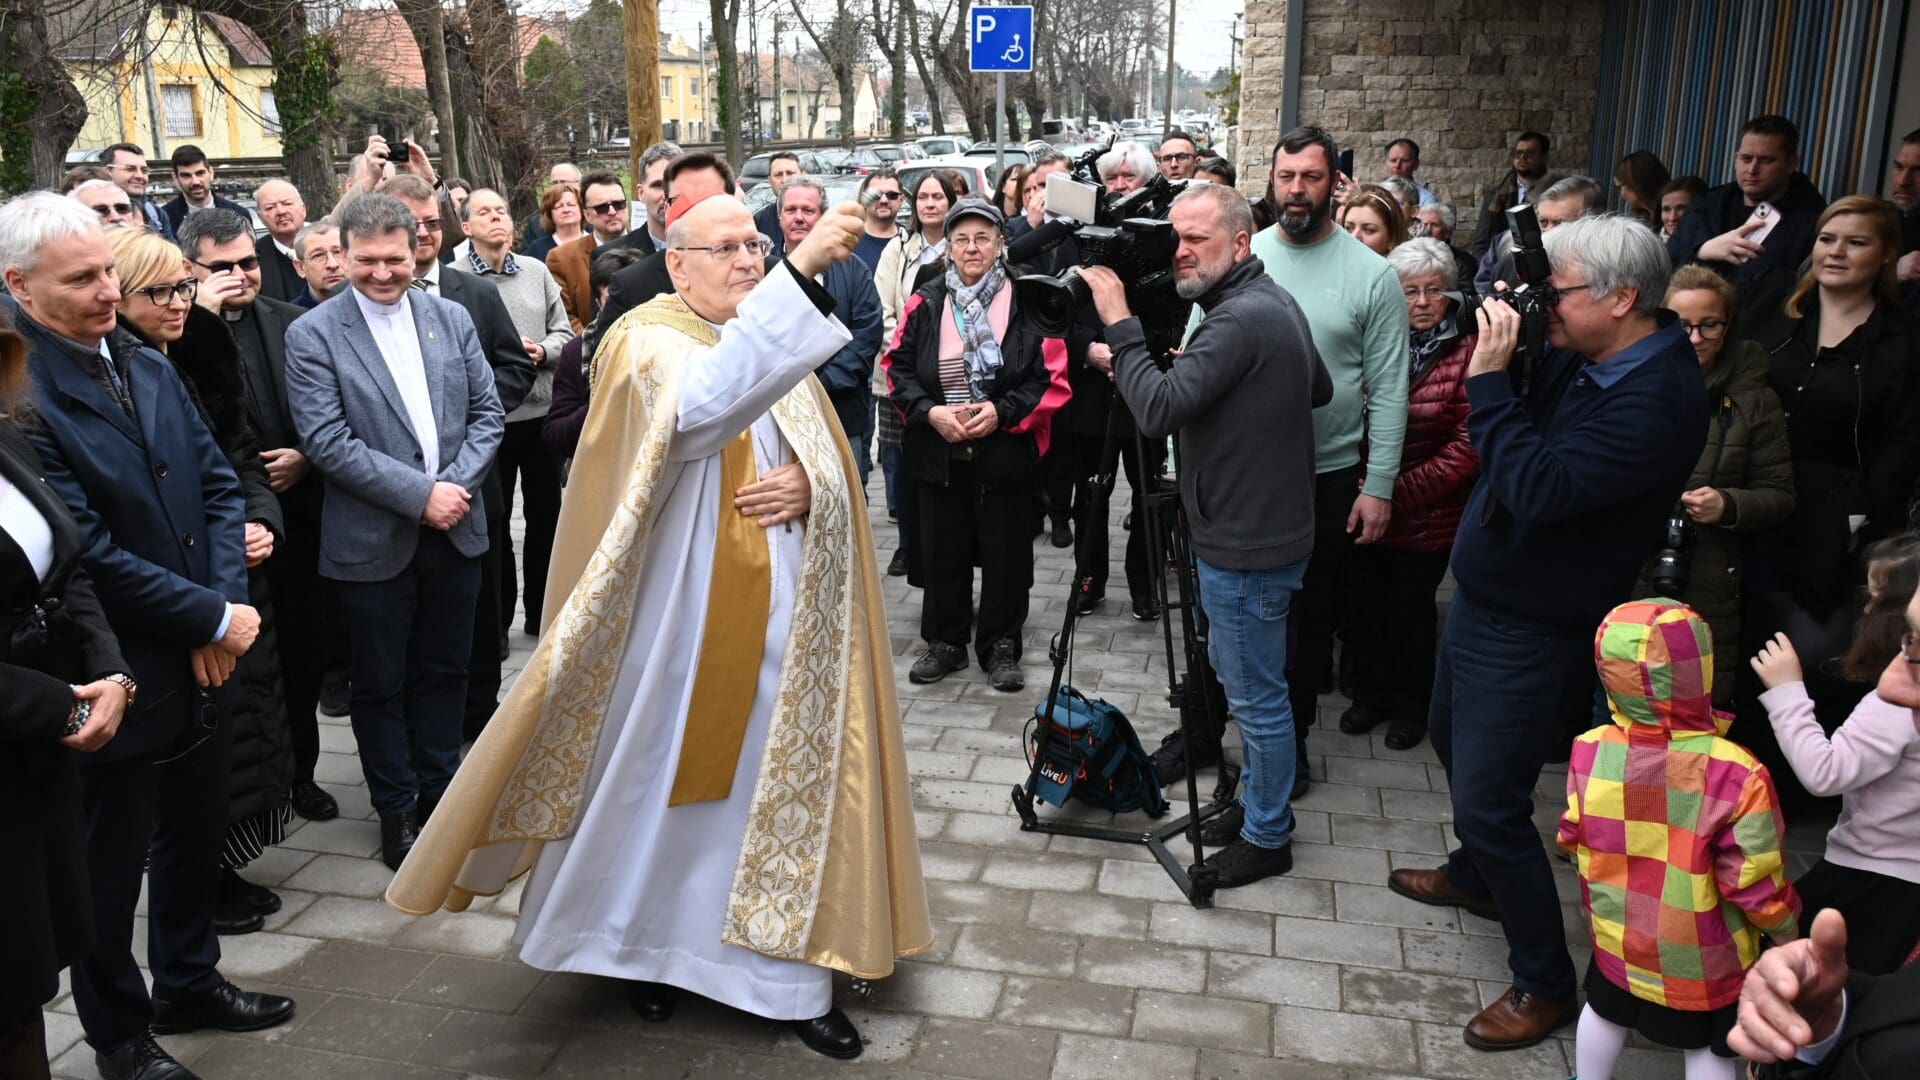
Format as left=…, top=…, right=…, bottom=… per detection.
left=351, top=288, right=441, bottom=475
left=273, top=237, right=298, bottom=262
left=0, top=473, right=54, bottom=583
left=415, top=259, right=443, bottom=295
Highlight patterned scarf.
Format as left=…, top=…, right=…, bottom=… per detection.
left=1408, top=315, right=1457, bottom=383
left=943, top=259, right=1008, bottom=402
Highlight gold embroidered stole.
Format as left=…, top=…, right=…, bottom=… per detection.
left=668, top=430, right=771, bottom=805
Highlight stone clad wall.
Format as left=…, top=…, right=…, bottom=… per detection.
left=1238, top=0, right=1605, bottom=239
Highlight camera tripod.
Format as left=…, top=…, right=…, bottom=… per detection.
left=1010, top=402, right=1240, bottom=908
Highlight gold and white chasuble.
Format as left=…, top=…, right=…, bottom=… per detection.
left=387, top=267, right=931, bottom=1019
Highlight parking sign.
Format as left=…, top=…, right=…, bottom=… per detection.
left=969, top=5, right=1034, bottom=73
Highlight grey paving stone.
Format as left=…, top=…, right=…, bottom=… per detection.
left=910, top=1018, right=1058, bottom=1079
left=1324, top=756, right=1433, bottom=792
left=1288, top=841, right=1393, bottom=885
left=408, top=1010, right=564, bottom=1077
left=917, top=840, right=988, bottom=882
left=907, top=749, right=978, bottom=779
left=863, top=960, right=1004, bottom=1020
left=1050, top=1033, right=1197, bottom=1080
left=285, top=993, right=450, bottom=1060
left=1330, top=813, right=1452, bottom=855
left=281, top=894, right=415, bottom=944
left=279, top=814, right=384, bottom=857
left=1024, top=890, right=1152, bottom=940
left=1270, top=1003, right=1419, bottom=1072
left=242, top=844, right=319, bottom=886
left=1403, top=927, right=1523, bottom=982
left=1204, top=953, right=1343, bottom=1010
left=536, top=1024, right=711, bottom=1078
left=399, top=954, right=546, bottom=1014
left=1096, top=857, right=1195, bottom=901
left=978, top=851, right=1101, bottom=893
left=1208, top=873, right=1336, bottom=918
left=993, top=975, right=1135, bottom=1036
left=1340, top=967, right=1487, bottom=1026
left=513, top=970, right=640, bottom=1031
left=1148, top=901, right=1272, bottom=955
left=192, top=1039, right=462, bottom=1079
left=1044, top=832, right=1156, bottom=862
left=1378, top=787, right=1455, bottom=822
left=1334, top=881, right=1462, bottom=932
left=311, top=751, right=369, bottom=787
left=285, top=852, right=403, bottom=899
left=260, top=888, right=322, bottom=932
left=392, top=909, right=520, bottom=958
left=925, top=879, right=1041, bottom=925
left=1197, top=1048, right=1368, bottom=1079
left=949, top=923, right=1079, bottom=978
left=940, top=810, right=1049, bottom=851
left=914, top=777, right=1022, bottom=814
left=1412, top=1020, right=1570, bottom=1078
left=284, top=938, right=438, bottom=997
left=1131, top=990, right=1270, bottom=1054
left=212, top=929, right=323, bottom=979
left=1075, top=937, right=1209, bottom=994
left=1270, top=913, right=1402, bottom=969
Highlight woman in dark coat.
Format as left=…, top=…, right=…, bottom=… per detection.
left=1746, top=197, right=1920, bottom=732
left=886, top=199, right=1069, bottom=693
left=0, top=316, right=134, bottom=1080
left=1342, top=239, right=1480, bottom=751
left=1631, top=266, right=1794, bottom=704
left=110, top=228, right=294, bottom=934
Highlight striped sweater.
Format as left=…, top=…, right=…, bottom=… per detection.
left=1559, top=598, right=1801, bottom=1011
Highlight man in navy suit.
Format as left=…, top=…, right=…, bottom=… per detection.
left=284, top=193, right=505, bottom=872
left=159, top=145, right=251, bottom=237
left=1, top=192, right=295, bottom=1080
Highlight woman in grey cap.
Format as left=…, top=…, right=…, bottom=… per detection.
left=885, top=199, right=1070, bottom=692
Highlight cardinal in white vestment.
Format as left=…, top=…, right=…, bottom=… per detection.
left=386, top=191, right=930, bottom=1059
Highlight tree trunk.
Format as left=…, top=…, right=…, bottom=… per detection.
left=870, top=0, right=905, bottom=141
left=708, top=0, right=742, bottom=164
left=465, top=0, right=541, bottom=218
left=397, top=0, right=462, bottom=176
left=905, top=1, right=943, bottom=135
left=1, top=0, right=87, bottom=193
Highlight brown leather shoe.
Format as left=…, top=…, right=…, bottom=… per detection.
left=1464, top=986, right=1577, bottom=1050
left=1387, top=867, right=1500, bottom=921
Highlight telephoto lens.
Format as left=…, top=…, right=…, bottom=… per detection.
left=1649, top=506, right=1694, bottom=595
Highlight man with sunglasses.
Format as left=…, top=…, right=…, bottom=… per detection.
left=1471, top=130, right=1553, bottom=260
left=1387, top=214, right=1707, bottom=1051
left=100, top=142, right=173, bottom=238
left=68, top=179, right=140, bottom=230
left=547, top=169, right=655, bottom=331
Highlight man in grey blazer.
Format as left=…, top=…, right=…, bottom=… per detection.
left=283, top=193, right=505, bottom=871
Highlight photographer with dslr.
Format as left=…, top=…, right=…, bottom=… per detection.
left=1387, top=213, right=1707, bottom=1049
left=1080, top=184, right=1331, bottom=889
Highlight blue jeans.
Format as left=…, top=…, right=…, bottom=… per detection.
left=1195, top=554, right=1308, bottom=848
left=1430, top=592, right=1586, bottom=999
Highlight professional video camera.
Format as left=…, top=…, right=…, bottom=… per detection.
left=1461, top=202, right=1557, bottom=375
left=1008, top=144, right=1190, bottom=359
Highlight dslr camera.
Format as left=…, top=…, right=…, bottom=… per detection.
left=1649, top=504, right=1695, bottom=595
left=1461, top=203, right=1559, bottom=375
left=1011, top=144, right=1189, bottom=359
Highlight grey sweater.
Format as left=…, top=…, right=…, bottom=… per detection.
left=1108, top=256, right=1332, bottom=570
left=466, top=251, right=573, bottom=421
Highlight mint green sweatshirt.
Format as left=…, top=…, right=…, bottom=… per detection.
left=1193, top=226, right=1409, bottom=498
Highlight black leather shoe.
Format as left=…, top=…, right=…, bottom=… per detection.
left=1130, top=596, right=1160, bottom=621
left=887, top=549, right=908, bottom=577
left=1075, top=590, right=1105, bottom=616
left=220, top=867, right=281, bottom=916
left=1338, top=704, right=1387, bottom=735
left=1050, top=520, right=1073, bottom=548
left=1204, top=838, right=1294, bottom=888
left=381, top=811, right=419, bottom=870
left=626, top=980, right=678, bottom=1022
left=96, top=1034, right=197, bottom=1080
left=318, top=678, right=350, bottom=717
left=415, top=792, right=441, bottom=829
left=1384, top=714, right=1428, bottom=751
left=790, top=1007, right=863, bottom=1059
left=289, top=779, right=338, bottom=821
left=211, top=886, right=264, bottom=936
left=1198, top=802, right=1243, bottom=846
left=1150, top=731, right=1220, bottom=786
left=150, top=979, right=296, bottom=1035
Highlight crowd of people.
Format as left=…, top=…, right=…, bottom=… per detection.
left=2, top=111, right=1918, bottom=1080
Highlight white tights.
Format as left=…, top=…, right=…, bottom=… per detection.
left=1574, top=1003, right=1737, bottom=1080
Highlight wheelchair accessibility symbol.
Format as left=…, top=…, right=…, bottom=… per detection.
left=969, top=6, right=1034, bottom=73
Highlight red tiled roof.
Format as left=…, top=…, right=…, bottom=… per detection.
left=335, top=9, right=562, bottom=90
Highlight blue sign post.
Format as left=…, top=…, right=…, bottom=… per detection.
left=969, top=5, right=1035, bottom=172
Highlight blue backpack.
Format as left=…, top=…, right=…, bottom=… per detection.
left=1026, top=684, right=1169, bottom=817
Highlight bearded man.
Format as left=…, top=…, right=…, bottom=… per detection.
left=388, top=193, right=928, bottom=1060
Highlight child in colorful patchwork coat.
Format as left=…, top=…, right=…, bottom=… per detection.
left=1560, top=598, right=1801, bottom=1080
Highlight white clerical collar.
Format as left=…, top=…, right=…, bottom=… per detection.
left=351, top=286, right=409, bottom=320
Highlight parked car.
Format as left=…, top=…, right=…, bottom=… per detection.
left=962, top=145, right=1034, bottom=168
left=748, top=174, right=865, bottom=216
left=914, top=135, right=973, bottom=158
left=858, top=143, right=927, bottom=164
left=818, top=147, right=889, bottom=175
left=738, top=150, right=835, bottom=191
left=898, top=159, right=1003, bottom=202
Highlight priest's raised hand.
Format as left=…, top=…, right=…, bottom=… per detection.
left=787, top=202, right=868, bottom=278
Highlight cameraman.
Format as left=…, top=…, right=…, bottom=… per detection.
left=1081, top=184, right=1331, bottom=889
left=1388, top=214, right=1707, bottom=1050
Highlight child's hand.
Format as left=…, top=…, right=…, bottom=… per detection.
left=1750, top=632, right=1803, bottom=690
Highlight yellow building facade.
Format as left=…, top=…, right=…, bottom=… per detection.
left=61, top=8, right=282, bottom=162
left=657, top=38, right=709, bottom=144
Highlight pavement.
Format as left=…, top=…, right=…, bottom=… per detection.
left=43, top=474, right=1830, bottom=1079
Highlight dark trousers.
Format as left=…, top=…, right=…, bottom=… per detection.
left=336, top=529, right=481, bottom=819
left=919, top=461, right=1032, bottom=662
left=1430, top=592, right=1585, bottom=999
left=1071, top=432, right=1165, bottom=602
left=1033, top=415, right=1074, bottom=529
left=465, top=478, right=507, bottom=737
left=73, top=712, right=229, bottom=1052
left=1796, top=859, right=1920, bottom=974
left=265, top=505, right=325, bottom=782
left=1286, top=464, right=1363, bottom=739
left=498, top=418, right=563, bottom=632
left=1346, top=545, right=1452, bottom=724
left=0, top=1009, right=49, bottom=1080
